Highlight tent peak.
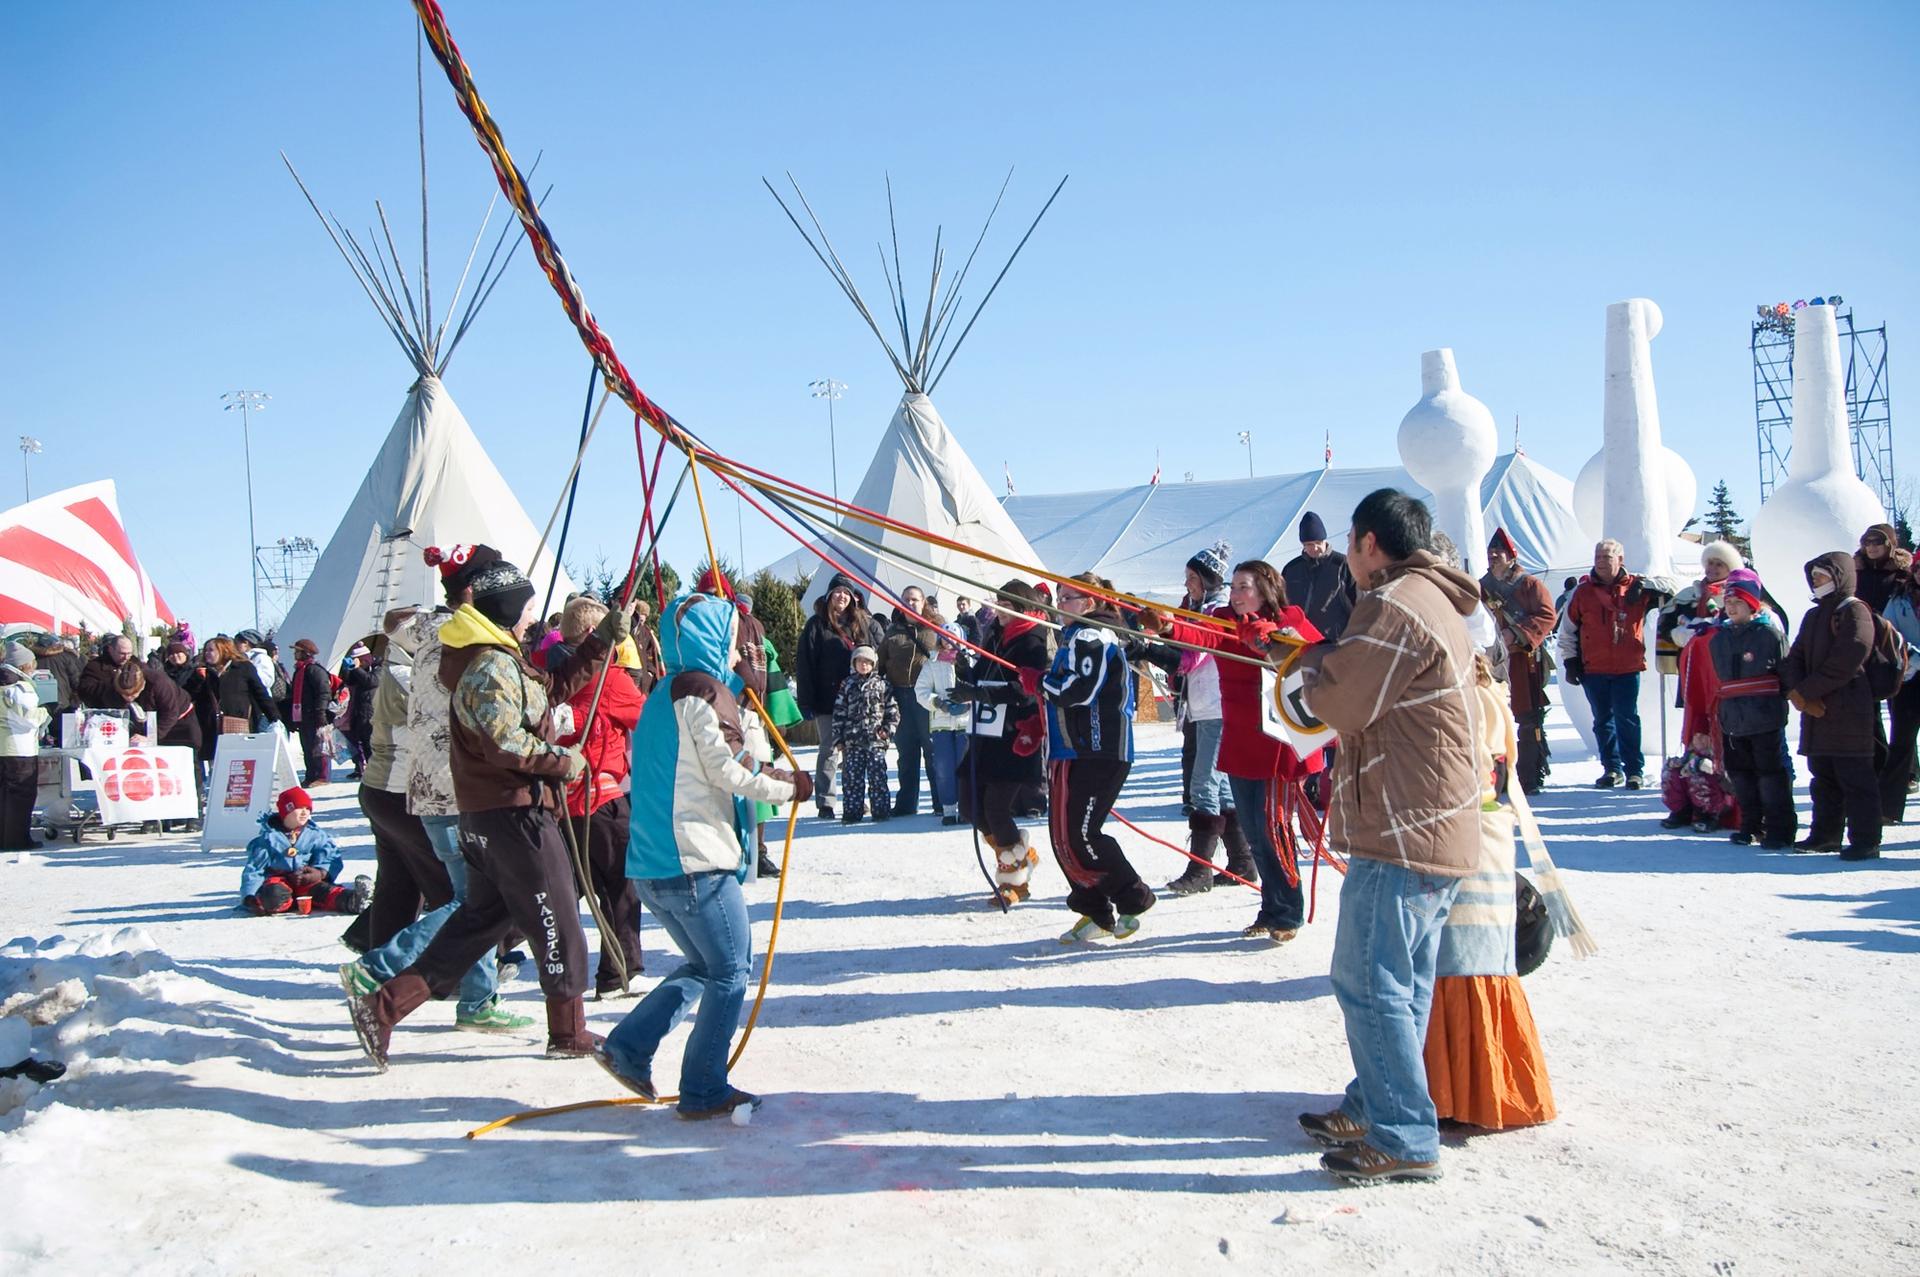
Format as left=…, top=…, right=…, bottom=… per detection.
left=764, top=172, right=1068, bottom=395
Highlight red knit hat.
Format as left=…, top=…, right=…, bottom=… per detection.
left=423, top=544, right=502, bottom=585
left=1488, top=527, right=1519, bottom=557
left=1726, top=583, right=1763, bottom=614
left=276, top=787, right=312, bottom=821
left=695, top=565, right=731, bottom=595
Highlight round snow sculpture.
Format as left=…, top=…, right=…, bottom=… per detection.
left=1397, top=349, right=1498, bottom=574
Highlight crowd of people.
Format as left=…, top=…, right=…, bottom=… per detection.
left=4, top=492, right=1910, bottom=1182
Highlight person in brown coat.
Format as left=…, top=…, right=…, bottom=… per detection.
left=1480, top=527, right=1557, bottom=794
left=1780, top=551, right=1881, bottom=858
left=1851, top=523, right=1910, bottom=615
left=1289, top=489, right=1483, bottom=1186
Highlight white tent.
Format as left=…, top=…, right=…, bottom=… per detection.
left=275, top=157, right=572, bottom=665
left=0, top=480, right=174, bottom=639
left=1000, top=451, right=1599, bottom=602
left=276, top=376, right=571, bottom=664
left=766, top=175, right=1061, bottom=613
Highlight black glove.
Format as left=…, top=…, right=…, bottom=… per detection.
left=947, top=682, right=978, bottom=704
left=1562, top=656, right=1584, bottom=687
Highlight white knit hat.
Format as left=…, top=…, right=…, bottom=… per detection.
left=851, top=645, right=878, bottom=665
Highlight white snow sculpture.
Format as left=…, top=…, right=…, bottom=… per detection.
left=1397, top=348, right=1497, bottom=575
left=1750, top=303, right=1885, bottom=592
left=1573, top=445, right=1696, bottom=553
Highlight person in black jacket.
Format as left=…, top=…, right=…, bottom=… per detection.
left=1042, top=573, right=1154, bottom=942
left=951, top=581, right=1050, bottom=904
left=209, top=637, right=280, bottom=730
left=341, top=644, right=378, bottom=781
left=793, top=572, right=885, bottom=819
left=1280, top=511, right=1357, bottom=641
left=1708, top=579, right=1795, bottom=849
left=288, top=638, right=334, bottom=785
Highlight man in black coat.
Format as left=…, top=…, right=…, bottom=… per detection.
left=1281, top=512, right=1357, bottom=641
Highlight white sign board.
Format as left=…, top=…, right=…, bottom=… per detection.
left=81, top=744, right=200, bottom=824
left=201, top=728, right=303, bottom=851
left=1259, top=664, right=1338, bottom=760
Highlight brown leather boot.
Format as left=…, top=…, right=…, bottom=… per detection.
left=544, top=996, right=600, bottom=1059
left=350, top=972, right=432, bottom=1071
left=1166, top=813, right=1221, bottom=895
left=1216, top=810, right=1259, bottom=886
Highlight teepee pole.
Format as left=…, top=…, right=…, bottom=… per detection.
left=417, top=25, right=433, bottom=365
left=928, top=174, right=1067, bottom=394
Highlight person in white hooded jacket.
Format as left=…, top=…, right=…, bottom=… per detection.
left=0, top=643, right=47, bottom=850
left=913, top=612, right=970, bottom=826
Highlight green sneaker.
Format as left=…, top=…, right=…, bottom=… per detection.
left=1111, top=914, right=1142, bottom=941
left=1059, top=916, right=1113, bottom=945
left=338, top=962, right=378, bottom=998
left=456, top=1001, right=536, bottom=1034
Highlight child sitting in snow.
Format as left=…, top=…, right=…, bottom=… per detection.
left=832, top=644, right=898, bottom=824
left=1660, top=732, right=1732, bottom=834
left=240, top=787, right=370, bottom=916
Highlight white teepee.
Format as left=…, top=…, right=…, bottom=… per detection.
left=769, top=174, right=1063, bottom=612
left=275, top=155, right=572, bottom=664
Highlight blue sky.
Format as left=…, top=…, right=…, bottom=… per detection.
left=3, top=2, right=1915, bottom=631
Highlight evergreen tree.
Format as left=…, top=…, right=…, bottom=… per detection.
left=1704, top=480, right=1750, bottom=557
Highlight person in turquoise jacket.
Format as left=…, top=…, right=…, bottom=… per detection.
left=239, top=787, right=369, bottom=916
left=596, top=591, right=810, bottom=1120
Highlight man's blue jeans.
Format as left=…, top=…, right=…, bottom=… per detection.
left=605, top=871, right=751, bottom=1112
left=361, top=814, right=497, bottom=1017
left=1329, top=856, right=1461, bottom=1163
left=1582, top=671, right=1642, bottom=778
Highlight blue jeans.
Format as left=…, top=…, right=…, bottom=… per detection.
left=928, top=730, right=966, bottom=812
left=1227, top=774, right=1304, bottom=929
left=891, top=687, right=931, bottom=813
left=1330, top=857, right=1461, bottom=1162
left=1582, top=671, right=1642, bottom=778
left=361, top=814, right=496, bottom=1017
left=1188, top=718, right=1231, bottom=816
left=605, top=871, right=751, bottom=1112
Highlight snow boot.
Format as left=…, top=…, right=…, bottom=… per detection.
left=992, top=830, right=1039, bottom=904
left=1215, top=810, right=1258, bottom=887
left=1166, top=813, right=1221, bottom=895
left=544, top=996, right=600, bottom=1059
left=1060, top=915, right=1114, bottom=945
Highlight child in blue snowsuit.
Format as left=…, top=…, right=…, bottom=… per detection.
left=240, top=787, right=368, bottom=916
left=599, top=591, right=810, bottom=1120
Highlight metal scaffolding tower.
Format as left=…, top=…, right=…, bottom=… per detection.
left=1753, top=302, right=1895, bottom=511
left=255, top=535, right=320, bottom=633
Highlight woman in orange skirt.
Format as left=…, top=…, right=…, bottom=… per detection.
left=1421, top=665, right=1557, bottom=1130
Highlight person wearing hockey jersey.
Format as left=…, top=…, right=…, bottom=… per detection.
left=596, top=590, right=811, bottom=1120
left=1043, top=574, right=1155, bottom=943
left=950, top=581, right=1051, bottom=904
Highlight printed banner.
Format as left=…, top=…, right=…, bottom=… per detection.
left=200, top=728, right=303, bottom=851
left=80, top=744, right=200, bottom=825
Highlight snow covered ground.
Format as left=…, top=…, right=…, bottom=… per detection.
left=1, top=717, right=1916, bottom=1275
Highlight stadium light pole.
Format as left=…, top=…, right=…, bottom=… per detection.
left=18, top=436, right=41, bottom=501
left=1237, top=429, right=1254, bottom=478
left=809, top=378, right=847, bottom=503
left=222, top=390, right=271, bottom=630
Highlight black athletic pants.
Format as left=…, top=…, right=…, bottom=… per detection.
left=1723, top=730, right=1796, bottom=845
left=1515, top=708, right=1550, bottom=794
left=1046, top=758, right=1152, bottom=929
left=1878, top=678, right=1920, bottom=821
left=0, top=755, right=37, bottom=850
left=402, top=805, right=589, bottom=1003
left=1807, top=753, right=1881, bottom=851
left=568, top=794, right=643, bottom=993
left=359, top=784, right=450, bottom=949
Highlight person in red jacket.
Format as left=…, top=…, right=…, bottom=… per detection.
left=555, top=597, right=645, bottom=998
left=1555, top=539, right=1675, bottom=789
left=1155, top=560, right=1324, bottom=943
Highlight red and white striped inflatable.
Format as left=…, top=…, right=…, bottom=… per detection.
left=0, top=480, right=174, bottom=637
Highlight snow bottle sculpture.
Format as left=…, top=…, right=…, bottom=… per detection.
left=1397, top=348, right=1497, bottom=575
left=1750, top=302, right=1885, bottom=591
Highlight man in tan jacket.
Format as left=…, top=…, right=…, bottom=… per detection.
left=1289, top=489, right=1483, bottom=1185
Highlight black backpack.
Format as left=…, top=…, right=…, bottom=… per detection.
left=1837, top=600, right=1909, bottom=700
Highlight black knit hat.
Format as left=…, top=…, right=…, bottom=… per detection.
left=470, top=559, right=534, bottom=629
left=1298, top=511, right=1328, bottom=543
left=1185, top=539, right=1231, bottom=588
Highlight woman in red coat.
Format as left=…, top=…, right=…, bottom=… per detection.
left=1159, top=560, right=1324, bottom=943
left=554, top=598, right=646, bottom=997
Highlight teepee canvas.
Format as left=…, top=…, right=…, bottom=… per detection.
left=275, top=155, right=571, bottom=664
left=769, top=174, right=1063, bottom=612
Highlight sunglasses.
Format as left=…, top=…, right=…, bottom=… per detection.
left=1862, top=536, right=1889, bottom=547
